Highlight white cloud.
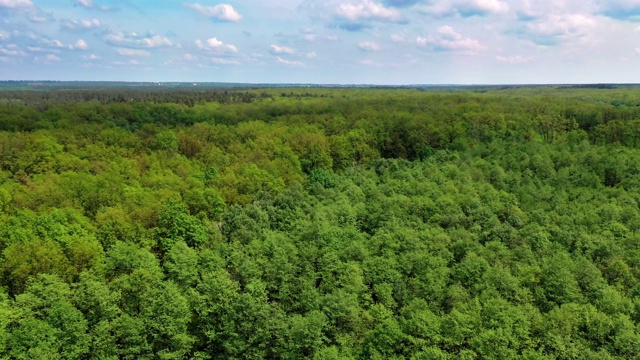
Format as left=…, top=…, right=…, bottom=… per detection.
left=270, top=44, right=295, bottom=54
left=38, top=38, right=90, bottom=50
left=183, top=53, right=198, bottom=61
left=74, top=39, right=88, bottom=50
left=417, top=25, right=483, bottom=53
left=45, top=54, right=60, bottom=62
left=75, top=0, right=93, bottom=7
left=300, top=28, right=317, bottom=41
left=195, top=37, right=238, bottom=53
left=34, top=54, right=60, bottom=63
left=165, top=53, right=200, bottom=65
left=336, top=0, right=403, bottom=22
left=358, top=41, right=381, bottom=51
left=112, top=59, right=141, bottom=66
left=391, top=33, right=405, bottom=42
left=23, top=38, right=90, bottom=52
left=455, top=0, right=508, bottom=15
left=105, top=33, right=173, bottom=48
left=116, top=48, right=151, bottom=57
left=0, top=46, right=26, bottom=56
left=0, top=0, right=52, bottom=23
left=144, top=36, right=173, bottom=48
left=27, top=46, right=58, bottom=53
left=0, top=0, right=32, bottom=9
left=496, top=54, right=533, bottom=64
left=303, top=0, right=405, bottom=30
left=274, top=29, right=338, bottom=43
left=276, top=56, right=304, bottom=66
left=211, top=57, right=240, bottom=65
left=83, top=53, right=100, bottom=60
left=306, top=51, right=318, bottom=58
left=27, top=10, right=52, bottom=22
left=419, top=0, right=509, bottom=17
left=302, top=33, right=317, bottom=41
left=74, top=0, right=110, bottom=11
left=61, top=18, right=104, bottom=31
left=521, top=13, right=597, bottom=45
left=360, top=59, right=382, bottom=67
left=184, top=3, right=242, bottom=22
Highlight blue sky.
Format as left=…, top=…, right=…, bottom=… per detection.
left=1, top=0, right=640, bottom=84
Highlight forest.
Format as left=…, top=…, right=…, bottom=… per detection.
left=2, top=85, right=640, bottom=359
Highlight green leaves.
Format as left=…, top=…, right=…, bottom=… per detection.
left=5, top=88, right=640, bottom=359
left=156, top=200, right=208, bottom=251
left=8, top=275, right=90, bottom=360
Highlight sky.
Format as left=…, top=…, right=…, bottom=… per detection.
left=1, top=0, right=640, bottom=84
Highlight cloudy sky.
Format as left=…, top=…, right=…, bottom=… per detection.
left=1, top=0, right=640, bottom=84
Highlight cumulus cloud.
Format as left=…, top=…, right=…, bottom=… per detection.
left=211, top=57, right=240, bottom=65
left=74, top=39, right=88, bottom=50
left=27, top=10, right=53, bottom=22
left=417, top=25, right=483, bottom=53
left=274, top=29, right=338, bottom=43
left=164, top=52, right=201, bottom=66
left=299, top=28, right=316, bottom=41
left=183, top=53, right=198, bottom=61
left=276, top=56, right=304, bottom=66
left=73, top=0, right=111, bottom=11
left=112, top=59, right=141, bottom=66
left=0, top=0, right=32, bottom=9
left=519, top=14, right=597, bottom=45
left=303, top=0, right=406, bottom=31
left=0, top=45, right=27, bottom=57
left=600, top=0, right=640, bottom=21
left=34, top=54, right=60, bottom=63
left=306, top=51, right=317, bottom=58
left=270, top=44, right=295, bottom=54
left=516, top=0, right=543, bottom=20
left=184, top=3, right=242, bottom=22
left=0, top=0, right=52, bottom=23
left=26, top=38, right=90, bottom=52
left=420, top=0, right=509, bottom=17
left=27, top=46, right=57, bottom=53
left=454, top=0, right=508, bottom=16
left=336, top=0, right=403, bottom=22
left=105, top=33, right=173, bottom=48
left=83, top=53, right=100, bottom=60
left=358, top=41, right=381, bottom=51
left=195, top=37, right=238, bottom=53
left=116, top=48, right=151, bottom=57
left=61, top=18, right=105, bottom=32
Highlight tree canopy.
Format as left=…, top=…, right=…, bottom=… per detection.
left=2, top=86, right=640, bottom=358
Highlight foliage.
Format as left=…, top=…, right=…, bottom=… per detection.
left=2, top=87, right=640, bottom=358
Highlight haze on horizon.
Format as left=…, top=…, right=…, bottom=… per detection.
left=1, top=0, right=640, bottom=85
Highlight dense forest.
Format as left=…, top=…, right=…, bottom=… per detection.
left=3, top=86, right=640, bottom=359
